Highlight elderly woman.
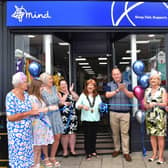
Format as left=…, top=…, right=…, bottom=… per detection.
left=58, top=79, right=79, bottom=157
left=40, top=72, right=64, bottom=167
left=76, top=79, right=102, bottom=160
left=144, top=70, right=167, bottom=164
left=5, top=72, right=40, bottom=168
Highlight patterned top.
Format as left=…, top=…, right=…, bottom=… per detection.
left=145, top=87, right=167, bottom=136
left=5, top=91, right=33, bottom=168
left=59, top=92, right=78, bottom=134
left=105, top=80, right=132, bottom=112
left=29, top=95, right=54, bottom=145
left=76, top=93, right=102, bottom=122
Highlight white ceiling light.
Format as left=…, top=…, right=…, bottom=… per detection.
left=79, top=62, right=89, bottom=65
left=98, top=57, right=108, bottom=60
left=75, top=58, right=86, bottom=61
left=136, top=40, right=150, bottom=44
left=122, top=57, right=131, bottom=60
left=85, top=69, right=93, bottom=71
left=126, top=49, right=141, bottom=54
left=85, top=70, right=94, bottom=73
left=119, top=62, right=130, bottom=64
left=27, top=35, right=36, bottom=38
left=148, top=34, right=155, bottom=38
left=58, top=42, right=70, bottom=46
left=99, top=62, right=107, bottom=65
left=81, top=66, right=91, bottom=69
left=87, top=72, right=95, bottom=74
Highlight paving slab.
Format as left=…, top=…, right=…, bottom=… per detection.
left=40, top=151, right=168, bottom=168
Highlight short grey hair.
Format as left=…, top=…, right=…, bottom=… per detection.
left=40, top=72, right=51, bottom=84
left=12, top=72, right=27, bottom=87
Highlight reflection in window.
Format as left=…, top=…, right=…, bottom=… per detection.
left=14, top=34, right=69, bottom=85
left=15, top=35, right=45, bottom=82
left=136, top=34, right=166, bottom=86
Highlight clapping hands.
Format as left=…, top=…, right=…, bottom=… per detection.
left=118, top=83, right=126, bottom=91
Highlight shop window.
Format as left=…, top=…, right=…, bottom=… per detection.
left=115, top=34, right=167, bottom=86
left=15, top=35, right=46, bottom=82
left=14, top=34, right=69, bottom=86
left=136, top=34, right=166, bottom=86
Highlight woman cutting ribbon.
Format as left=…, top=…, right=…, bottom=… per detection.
left=76, top=79, right=102, bottom=160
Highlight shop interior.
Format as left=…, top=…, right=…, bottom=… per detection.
left=15, top=33, right=166, bottom=93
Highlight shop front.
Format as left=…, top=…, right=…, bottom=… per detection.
left=0, top=0, right=168, bottom=166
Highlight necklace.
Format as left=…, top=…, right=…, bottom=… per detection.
left=86, top=95, right=95, bottom=113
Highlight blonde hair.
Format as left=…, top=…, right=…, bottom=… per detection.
left=150, top=74, right=161, bottom=85
left=40, top=72, right=51, bottom=84
left=12, top=72, right=27, bottom=87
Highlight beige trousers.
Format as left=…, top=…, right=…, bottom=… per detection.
left=110, top=111, right=130, bottom=154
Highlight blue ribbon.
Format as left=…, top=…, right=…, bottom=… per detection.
left=108, top=103, right=140, bottom=107
left=37, top=106, right=66, bottom=128
left=99, top=103, right=140, bottom=114
left=39, top=112, right=51, bottom=129
left=140, top=113, right=147, bottom=157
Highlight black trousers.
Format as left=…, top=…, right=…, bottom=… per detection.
left=83, top=121, right=98, bottom=155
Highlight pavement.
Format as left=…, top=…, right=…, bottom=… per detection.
left=48, top=150, right=168, bottom=168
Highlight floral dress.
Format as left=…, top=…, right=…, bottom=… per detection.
left=59, top=92, right=78, bottom=134
left=5, top=91, right=33, bottom=168
left=145, top=87, right=167, bottom=136
left=29, top=95, right=54, bottom=145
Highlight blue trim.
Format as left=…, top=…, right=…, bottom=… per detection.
left=6, top=1, right=168, bottom=27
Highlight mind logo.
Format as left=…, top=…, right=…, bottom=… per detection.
left=11, top=5, right=26, bottom=22
left=11, top=5, right=51, bottom=22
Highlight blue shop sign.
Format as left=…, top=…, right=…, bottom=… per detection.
left=6, top=1, right=168, bottom=27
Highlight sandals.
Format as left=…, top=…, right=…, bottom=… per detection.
left=63, top=154, right=69, bottom=158
left=156, top=160, right=165, bottom=164
left=86, top=154, right=92, bottom=161
left=148, top=158, right=156, bottom=162
left=43, top=158, right=53, bottom=168
left=91, top=152, right=98, bottom=157
left=70, top=151, right=77, bottom=156
left=32, top=163, right=40, bottom=168
left=50, top=157, right=61, bottom=167
left=148, top=155, right=158, bottom=162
